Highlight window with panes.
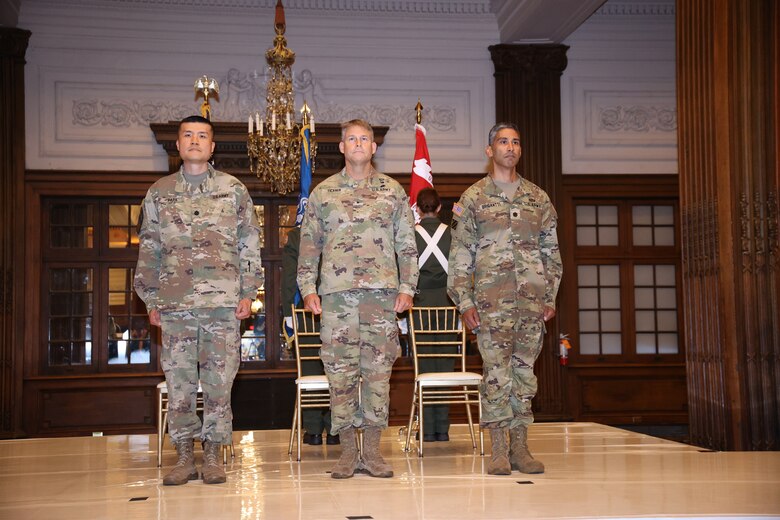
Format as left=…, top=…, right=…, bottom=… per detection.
left=571, top=199, right=682, bottom=361
left=42, top=198, right=151, bottom=373
left=40, top=196, right=290, bottom=374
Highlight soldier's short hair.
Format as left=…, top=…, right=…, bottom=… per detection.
left=487, top=122, right=520, bottom=145
left=416, top=187, right=441, bottom=215
left=340, top=119, right=374, bottom=142
left=179, top=115, right=215, bottom=136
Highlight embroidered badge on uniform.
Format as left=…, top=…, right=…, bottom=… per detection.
left=452, top=202, right=464, bottom=217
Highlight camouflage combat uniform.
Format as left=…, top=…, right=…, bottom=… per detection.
left=447, top=175, right=562, bottom=429
left=134, top=164, right=263, bottom=444
left=297, top=168, right=419, bottom=433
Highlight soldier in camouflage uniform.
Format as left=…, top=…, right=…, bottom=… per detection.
left=134, top=115, right=263, bottom=486
left=297, top=119, right=419, bottom=479
left=447, top=122, right=562, bottom=476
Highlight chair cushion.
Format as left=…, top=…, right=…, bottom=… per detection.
left=296, top=375, right=329, bottom=390
left=417, top=371, right=483, bottom=386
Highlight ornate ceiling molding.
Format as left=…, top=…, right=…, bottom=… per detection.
left=58, top=0, right=493, bottom=15
left=595, top=1, right=675, bottom=17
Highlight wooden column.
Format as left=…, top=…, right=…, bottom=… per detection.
left=0, top=27, right=30, bottom=438
left=489, top=44, right=569, bottom=420
left=677, top=0, right=779, bottom=450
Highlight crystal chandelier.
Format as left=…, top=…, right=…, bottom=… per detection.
left=248, top=0, right=316, bottom=194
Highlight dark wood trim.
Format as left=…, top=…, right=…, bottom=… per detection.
left=1, top=27, right=31, bottom=438
left=678, top=0, right=779, bottom=450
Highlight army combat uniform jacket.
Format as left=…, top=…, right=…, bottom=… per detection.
left=447, top=175, right=562, bottom=321
left=134, top=164, right=264, bottom=311
left=297, top=168, right=419, bottom=298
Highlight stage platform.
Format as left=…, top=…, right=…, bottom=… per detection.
left=1, top=422, right=778, bottom=519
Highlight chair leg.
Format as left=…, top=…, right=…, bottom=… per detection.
left=296, top=388, right=303, bottom=462
left=157, top=391, right=166, bottom=468
left=417, top=385, right=425, bottom=457
left=463, top=388, right=477, bottom=450
left=220, top=439, right=236, bottom=465
left=478, top=399, right=484, bottom=456
left=404, top=394, right=417, bottom=452
left=288, top=396, right=298, bottom=455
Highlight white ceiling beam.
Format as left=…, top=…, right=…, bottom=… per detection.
left=491, top=0, right=607, bottom=44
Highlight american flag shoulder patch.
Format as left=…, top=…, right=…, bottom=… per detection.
left=452, top=202, right=465, bottom=218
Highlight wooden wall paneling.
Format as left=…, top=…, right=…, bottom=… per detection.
left=24, top=376, right=161, bottom=436
left=737, top=0, right=780, bottom=452
left=560, top=175, right=687, bottom=426
left=571, top=366, right=688, bottom=425
left=678, top=0, right=779, bottom=450
left=490, top=44, right=570, bottom=420
left=0, top=28, right=31, bottom=439
left=231, top=377, right=297, bottom=431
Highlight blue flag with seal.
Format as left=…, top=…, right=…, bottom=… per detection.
left=295, top=124, right=313, bottom=227
left=294, top=123, right=313, bottom=307
left=284, top=124, right=313, bottom=344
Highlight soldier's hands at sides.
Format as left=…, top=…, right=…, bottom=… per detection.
left=303, top=294, right=322, bottom=315
left=394, top=293, right=413, bottom=313
left=235, top=298, right=252, bottom=320
left=543, top=305, right=556, bottom=322
left=149, top=309, right=161, bottom=327
left=462, top=307, right=481, bottom=332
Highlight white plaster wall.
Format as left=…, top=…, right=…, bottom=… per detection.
left=20, top=0, right=498, bottom=173
left=561, top=0, right=677, bottom=174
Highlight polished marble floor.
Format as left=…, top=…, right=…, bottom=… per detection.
left=0, top=422, right=778, bottom=520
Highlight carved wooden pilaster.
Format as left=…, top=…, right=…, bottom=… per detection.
left=489, top=44, right=569, bottom=420
left=678, top=0, right=779, bottom=450
left=0, top=27, right=30, bottom=438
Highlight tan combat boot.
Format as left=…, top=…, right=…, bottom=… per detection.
left=163, top=439, right=199, bottom=485
left=201, top=441, right=227, bottom=484
left=331, top=427, right=360, bottom=479
left=359, top=427, right=393, bottom=478
left=487, top=428, right=511, bottom=475
left=509, top=425, right=545, bottom=474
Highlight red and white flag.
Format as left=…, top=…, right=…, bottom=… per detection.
left=409, top=123, right=433, bottom=222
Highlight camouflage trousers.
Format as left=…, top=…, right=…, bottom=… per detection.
left=160, top=307, right=240, bottom=445
left=476, top=310, right=546, bottom=429
left=320, top=289, right=400, bottom=434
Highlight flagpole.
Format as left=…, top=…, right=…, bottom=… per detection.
left=409, top=98, right=434, bottom=223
